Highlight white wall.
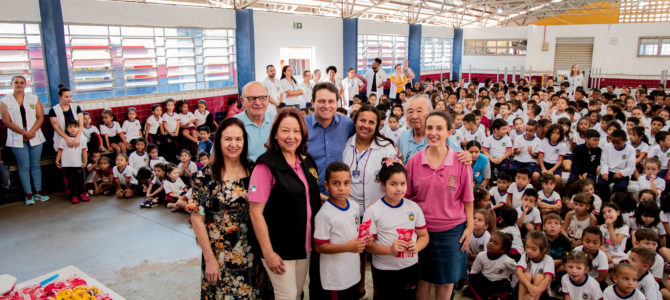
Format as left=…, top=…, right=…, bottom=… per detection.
left=462, top=27, right=528, bottom=71
left=422, top=25, right=454, bottom=38
left=0, top=0, right=40, bottom=22
left=60, top=0, right=235, bottom=28
left=358, top=20, right=409, bottom=36
left=253, top=11, right=343, bottom=82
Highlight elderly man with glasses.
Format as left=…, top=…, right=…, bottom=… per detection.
left=234, top=81, right=275, bottom=162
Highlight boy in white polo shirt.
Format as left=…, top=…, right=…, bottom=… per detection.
left=482, top=119, right=513, bottom=174
left=56, top=119, right=89, bottom=204
left=314, top=162, right=368, bottom=298
left=507, top=168, right=533, bottom=209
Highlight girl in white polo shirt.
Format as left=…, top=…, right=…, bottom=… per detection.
left=363, top=158, right=428, bottom=300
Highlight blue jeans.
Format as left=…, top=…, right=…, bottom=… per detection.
left=10, top=142, right=43, bottom=194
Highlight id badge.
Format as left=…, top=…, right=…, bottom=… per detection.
left=352, top=170, right=361, bottom=183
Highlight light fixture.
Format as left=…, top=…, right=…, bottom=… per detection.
left=551, top=0, right=562, bottom=3
left=497, top=8, right=503, bottom=14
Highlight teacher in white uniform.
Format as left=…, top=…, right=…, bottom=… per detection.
left=48, top=85, right=83, bottom=152
left=0, top=76, right=48, bottom=205
left=279, top=65, right=304, bottom=109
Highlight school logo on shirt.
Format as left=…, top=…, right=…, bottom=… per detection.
left=537, top=268, right=544, bottom=274
left=30, top=104, right=35, bottom=109
left=309, top=168, right=318, bottom=179
left=497, top=269, right=504, bottom=274
left=408, top=212, right=415, bottom=221
left=666, top=153, right=670, bottom=158
left=582, top=294, right=589, bottom=299
left=554, top=148, right=559, bottom=153
left=621, top=155, right=627, bottom=160
left=478, top=244, right=484, bottom=251
left=502, top=142, right=507, bottom=147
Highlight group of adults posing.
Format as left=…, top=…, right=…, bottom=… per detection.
left=185, top=79, right=474, bottom=300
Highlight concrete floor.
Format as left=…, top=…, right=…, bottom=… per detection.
left=0, top=193, right=468, bottom=300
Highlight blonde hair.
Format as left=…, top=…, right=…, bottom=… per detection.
left=570, top=64, right=581, bottom=77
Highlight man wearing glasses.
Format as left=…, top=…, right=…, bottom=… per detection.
left=234, top=81, right=275, bottom=162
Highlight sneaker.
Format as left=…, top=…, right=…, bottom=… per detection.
left=80, top=193, right=90, bottom=202
left=25, top=194, right=35, bottom=206
left=140, top=200, right=154, bottom=208
left=34, top=191, right=50, bottom=202
left=71, top=196, right=80, bottom=204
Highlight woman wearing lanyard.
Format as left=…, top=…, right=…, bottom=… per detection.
left=405, top=111, right=474, bottom=300
left=48, top=85, right=83, bottom=152
left=280, top=66, right=303, bottom=108
left=0, top=76, right=48, bottom=205
left=342, top=104, right=396, bottom=296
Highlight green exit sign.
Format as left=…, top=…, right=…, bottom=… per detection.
left=293, top=22, right=302, bottom=29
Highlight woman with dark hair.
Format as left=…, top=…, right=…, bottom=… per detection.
left=48, top=85, right=83, bottom=152
left=248, top=107, right=322, bottom=300
left=187, top=117, right=270, bottom=299
left=280, top=65, right=303, bottom=108
left=0, top=75, right=48, bottom=205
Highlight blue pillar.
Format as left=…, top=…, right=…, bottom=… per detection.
left=39, top=0, right=69, bottom=106
left=236, top=9, right=255, bottom=95
left=452, top=28, right=463, bottom=80
left=343, top=18, right=358, bottom=74
left=408, top=24, right=421, bottom=84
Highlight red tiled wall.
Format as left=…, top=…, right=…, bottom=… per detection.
left=419, top=72, right=450, bottom=82
left=596, top=78, right=668, bottom=89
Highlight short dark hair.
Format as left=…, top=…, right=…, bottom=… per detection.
left=585, top=129, right=600, bottom=139
left=65, top=119, right=79, bottom=128
left=630, top=247, right=655, bottom=266
left=500, top=206, right=518, bottom=227
left=133, top=137, right=146, bottom=147
left=522, top=188, right=538, bottom=200
left=374, top=58, right=382, bottom=64
left=516, top=168, right=531, bottom=178
left=137, top=166, right=153, bottom=181
left=378, top=158, right=407, bottom=183
left=312, top=82, right=339, bottom=103
left=539, top=174, right=554, bottom=184
left=198, top=126, right=211, bottom=133
left=326, top=65, right=337, bottom=74
left=490, top=119, right=508, bottom=132
left=497, top=172, right=513, bottom=183
left=544, top=212, right=561, bottom=224
left=634, top=228, right=660, bottom=244
left=463, top=113, right=476, bottom=124
left=326, top=162, right=350, bottom=182
left=198, top=152, right=210, bottom=159
left=266, top=64, right=274, bottom=70
left=582, top=226, right=603, bottom=240
left=610, top=129, right=628, bottom=141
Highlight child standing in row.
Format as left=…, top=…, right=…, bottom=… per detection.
left=56, top=119, right=89, bottom=204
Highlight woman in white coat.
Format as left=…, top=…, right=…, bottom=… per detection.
left=48, top=85, right=83, bottom=152
left=568, top=64, right=585, bottom=97
left=0, top=76, right=48, bottom=204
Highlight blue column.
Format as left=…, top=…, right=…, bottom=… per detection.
left=343, top=18, right=358, bottom=74
left=39, top=0, right=69, bottom=105
left=236, top=9, right=255, bottom=95
left=408, top=24, right=421, bottom=84
left=452, top=28, right=463, bottom=80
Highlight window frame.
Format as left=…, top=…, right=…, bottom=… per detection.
left=463, top=39, right=527, bottom=56
left=357, top=34, right=407, bottom=75
left=0, top=22, right=49, bottom=104
left=637, top=36, right=670, bottom=57
left=421, top=37, right=453, bottom=71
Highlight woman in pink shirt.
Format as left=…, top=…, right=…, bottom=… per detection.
left=248, top=108, right=322, bottom=300
left=405, top=111, right=475, bottom=300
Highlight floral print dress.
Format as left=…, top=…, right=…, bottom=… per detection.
left=187, top=166, right=271, bottom=300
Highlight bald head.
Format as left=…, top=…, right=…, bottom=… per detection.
left=241, top=81, right=269, bottom=121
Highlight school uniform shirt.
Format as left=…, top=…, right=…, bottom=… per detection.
left=539, top=190, right=561, bottom=206
left=603, top=286, right=645, bottom=300
left=637, top=271, right=662, bottom=300
left=145, top=115, right=163, bottom=135
left=262, top=77, right=281, bottom=114
left=507, top=182, right=533, bottom=209
left=489, top=186, right=509, bottom=206
left=363, top=197, right=426, bottom=270
left=624, top=250, right=664, bottom=281
left=380, top=125, right=406, bottom=146
left=534, top=139, right=567, bottom=164
left=100, top=121, right=123, bottom=138
left=128, top=151, right=149, bottom=172
left=637, top=175, right=665, bottom=205
left=178, top=112, right=196, bottom=127
left=340, top=77, right=363, bottom=107
left=121, top=119, right=142, bottom=141
left=600, top=144, right=636, bottom=177
left=193, top=109, right=211, bottom=127
left=313, top=200, right=361, bottom=291
left=113, top=165, right=138, bottom=186
left=57, top=137, right=86, bottom=167
left=509, top=129, right=525, bottom=141
left=516, top=253, right=555, bottom=279
left=647, top=144, right=670, bottom=170
left=629, top=221, right=666, bottom=237
left=149, top=157, right=167, bottom=169
left=516, top=206, right=542, bottom=226
left=452, top=125, right=465, bottom=145
left=631, top=141, right=649, bottom=158
left=471, top=252, right=516, bottom=282
left=162, top=112, right=180, bottom=133
left=463, top=126, right=487, bottom=144
left=549, top=111, right=570, bottom=124
left=482, top=135, right=513, bottom=159
left=82, top=125, right=100, bottom=143
left=514, top=135, right=540, bottom=163
left=499, top=225, right=524, bottom=255
left=599, top=224, right=629, bottom=255
left=468, top=230, right=491, bottom=256
left=570, top=131, right=586, bottom=146
left=560, top=275, right=603, bottom=300
left=163, top=177, right=187, bottom=196
left=178, top=161, right=198, bottom=176
left=342, top=135, right=397, bottom=215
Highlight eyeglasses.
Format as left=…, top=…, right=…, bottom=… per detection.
left=245, top=95, right=269, bottom=103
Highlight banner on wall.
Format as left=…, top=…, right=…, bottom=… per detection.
left=281, top=59, right=310, bottom=76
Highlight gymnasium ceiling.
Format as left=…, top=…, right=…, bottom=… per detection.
left=106, top=0, right=659, bottom=27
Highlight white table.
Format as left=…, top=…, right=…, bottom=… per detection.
left=17, top=265, right=125, bottom=300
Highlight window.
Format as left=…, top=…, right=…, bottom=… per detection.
left=619, top=0, right=670, bottom=23
left=638, top=37, right=670, bottom=56
left=64, top=25, right=236, bottom=101
left=464, top=39, right=527, bottom=56
left=421, top=37, right=452, bottom=71
left=0, top=23, right=48, bottom=103
left=357, top=34, right=407, bottom=74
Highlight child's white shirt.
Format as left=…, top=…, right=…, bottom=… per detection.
left=121, top=119, right=142, bottom=140
left=162, top=112, right=180, bottom=133
left=624, top=250, right=664, bottom=281
left=178, top=112, right=196, bottom=127
left=499, top=225, right=524, bottom=255
left=146, top=115, right=163, bottom=135
left=113, top=165, right=138, bottom=186
left=483, top=135, right=513, bottom=159
left=539, top=190, right=561, bottom=206
left=100, top=121, right=123, bottom=138
left=471, top=252, right=516, bottom=282
left=163, top=177, right=187, bottom=196
left=82, top=125, right=100, bottom=142
left=313, top=200, right=361, bottom=291
left=507, top=182, right=533, bottom=209
left=550, top=111, right=570, bottom=123
left=560, top=274, right=603, bottom=300
left=513, top=135, right=540, bottom=163
left=629, top=221, right=666, bottom=237
left=57, top=137, right=86, bottom=167
left=516, top=253, right=555, bottom=279
left=516, top=206, right=542, bottom=226
left=363, top=197, right=426, bottom=270
left=179, top=161, right=198, bottom=176
left=193, top=109, right=210, bottom=127
left=380, top=125, right=406, bottom=146
left=463, top=126, right=487, bottom=144
left=129, top=151, right=149, bottom=172
left=489, top=186, right=509, bottom=206
left=603, top=285, right=645, bottom=300
left=574, top=245, right=609, bottom=279
left=149, top=157, right=167, bottom=169
left=637, top=271, right=661, bottom=300
left=600, top=224, right=629, bottom=255
left=600, top=143, right=636, bottom=177
left=647, top=144, right=670, bottom=169
left=468, top=230, right=490, bottom=256
left=534, top=139, right=567, bottom=164
left=637, top=175, right=665, bottom=205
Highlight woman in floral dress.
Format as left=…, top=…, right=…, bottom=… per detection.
left=188, top=118, right=270, bottom=299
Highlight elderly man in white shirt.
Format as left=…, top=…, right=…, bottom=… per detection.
left=262, top=64, right=281, bottom=114
left=364, top=58, right=386, bottom=98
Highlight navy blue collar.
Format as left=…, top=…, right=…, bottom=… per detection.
left=327, top=199, right=350, bottom=211
left=381, top=196, right=403, bottom=208
left=569, top=274, right=589, bottom=287
left=612, top=285, right=635, bottom=299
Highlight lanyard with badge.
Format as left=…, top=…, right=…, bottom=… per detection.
left=352, top=147, right=370, bottom=183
